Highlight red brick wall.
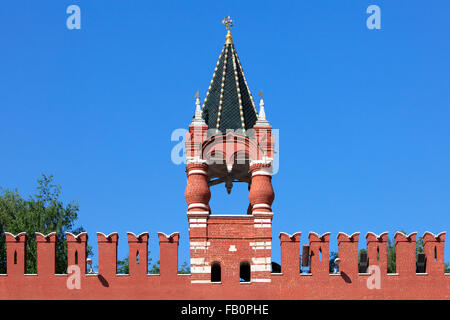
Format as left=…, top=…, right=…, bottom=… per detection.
left=0, top=229, right=449, bottom=299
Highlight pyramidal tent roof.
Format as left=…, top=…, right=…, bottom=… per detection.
left=201, top=25, right=258, bottom=134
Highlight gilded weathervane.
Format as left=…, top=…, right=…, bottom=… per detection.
left=222, top=16, right=234, bottom=45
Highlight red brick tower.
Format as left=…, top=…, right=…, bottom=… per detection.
left=185, top=17, right=275, bottom=284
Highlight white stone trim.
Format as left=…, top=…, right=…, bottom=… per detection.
left=366, top=231, right=389, bottom=240
left=186, top=157, right=207, bottom=165
left=190, top=258, right=205, bottom=265
left=254, top=219, right=271, bottom=223
left=210, top=214, right=250, bottom=217
left=338, top=231, right=361, bottom=239
left=394, top=231, right=418, bottom=238
left=126, top=231, right=149, bottom=238
left=251, top=264, right=271, bottom=272
left=251, top=278, right=271, bottom=283
left=191, top=280, right=211, bottom=284
left=189, top=218, right=207, bottom=223
left=190, top=241, right=211, bottom=251
left=188, top=169, right=208, bottom=176
left=190, top=224, right=207, bottom=228
left=249, top=159, right=272, bottom=166
left=423, top=231, right=446, bottom=239
left=250, top=241, right=271, bottom=246
left=252, top=170, right=272, bottom=176
left=188, top=203, right=208, bottom=209
left=191, top=266, right=211, bottom=273
left=252, top=257, right=271, bottom=264
left=35, top=231, right=57, bottom=238
left=191, top=241, right=211, bottom=246
left=254, top=224, right=271, bottom=228
left=187, top=211, right=209, bottom=215
left=157, top=231, right=180, bottom=239
left=97, top=232, right=119, bottom=239
left=253, top=204, right=271, bottom=209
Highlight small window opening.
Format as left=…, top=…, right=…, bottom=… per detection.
left=211, top=261, right=221, bottom=282
left=75, top=251, right=78, bottom=265
left=14, top=251, right=17, bottom=265
left=136, top=251, right=140, bottom=264
left=240, top=261, right=251, bottom=282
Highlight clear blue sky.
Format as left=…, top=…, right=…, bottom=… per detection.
left=1, top=1, right=449, bottom=267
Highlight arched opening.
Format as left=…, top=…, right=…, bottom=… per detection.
left=202, top=136, right=258, bottom=215
left=211, top=261, right=221, bottom=282
left=14, top=251, right=17, bottom=265
left=377, top=246, right=380, bottom=261
left=136, top=251, right=140, bottom=264
left=75, top=250, right=78, bottom=265
left=240, top=261, right=251, bottom=282
left=271, top=262, right=281, bottom=273
left=434, top=246, right=437, bottom=261
left=319, top=247, right=322, bottom=262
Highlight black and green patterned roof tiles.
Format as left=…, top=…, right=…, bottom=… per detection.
left=201, top=41, right=258, bottom=133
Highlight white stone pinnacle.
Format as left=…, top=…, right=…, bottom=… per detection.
left=255, top=97, right=270, bottom=126
left=191, top=95, right=207, bottom=126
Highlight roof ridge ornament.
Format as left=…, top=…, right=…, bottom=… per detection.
left=191, top=90, right=207, bottom=126
left=255, top=91, right=270, bottom=127
left=222, top=16, right=233, bottom=45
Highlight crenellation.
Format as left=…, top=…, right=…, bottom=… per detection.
left=366, top=232, right=389, bottom=275
left=97, top=232, right=118, bottom=277
left=0, top=230, right=449, bottom=299
left=5, top=232, right=27, bottom=276
left=127, top=232, right=149, bottom=276
left=337, top=232, right=360, bottom=277
left=394, top=232, right=417, bottom=276
left=308, top=232, right=330, bottom=276
left=36, top=232, right=57, bottom=275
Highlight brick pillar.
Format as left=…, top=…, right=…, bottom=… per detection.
left=188, top=213, right=210, bottom=283
left=251, top=213, right=273, bottom=282
left=66, top=232, right=88, bottom=274
left=158, top=232, right=179, bottom=280
left=423, top=231, right=446, bottom=276
left=36, top=232, right=57, bottom=275
left=127, top=232, right=149, bottom=276
left=185, top=162, right=210, bottom=213
left=5, top=232, right=27, bottom=276
left=308, top=232, right=330, bottom=276
left=249, top=162, right=274, bottom=214
left=279, top=232, right=301, bottom=277
left=337, top=232, right=360, bottom=277
left=253, top=124, right=274, bottom=159
left=97, top=232, right=118, bottom=277
left=186, top=107, right=208, bottom=159
left=366, top=232, right=388, bottom=275
left=394, top=232, right=417, bottom=276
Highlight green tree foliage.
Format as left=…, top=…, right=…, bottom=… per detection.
left=329, top=251, right=339, bottom=273
left=386, top=236, right=396, bottom=273
left=178, top=261, right=190, bottom=274
left=116, top=253, right=190, bottom=274
left=116, top=251, right=160, bottom=274
left=0, top=174, right=91, bottom=274
left=358, top=231, right=449, bottom=274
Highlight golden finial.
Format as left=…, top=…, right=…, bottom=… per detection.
left=222, top=16, right=234, bottom=45
left=258, top=91, right=263, bottom=98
